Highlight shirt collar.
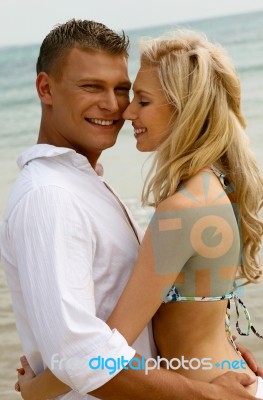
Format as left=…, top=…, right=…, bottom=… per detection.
left=17, top=144, right=103, bottom=175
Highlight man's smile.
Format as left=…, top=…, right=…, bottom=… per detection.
left=85, top=118, right=118, bottom=126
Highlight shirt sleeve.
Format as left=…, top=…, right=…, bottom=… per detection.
left=8, top=185, right=136, bottom=394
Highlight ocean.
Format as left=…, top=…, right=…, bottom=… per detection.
left=0, top=10, right=262, bottom=398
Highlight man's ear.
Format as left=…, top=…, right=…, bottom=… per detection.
left=36, top=72, right=54, bottom=105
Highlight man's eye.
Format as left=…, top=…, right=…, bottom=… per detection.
left=115, top=88, right=130, bottom=95
left=82, top=85, right=99, bottom=90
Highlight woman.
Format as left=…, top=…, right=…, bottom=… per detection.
left=16, top=30, right=263, bottom=398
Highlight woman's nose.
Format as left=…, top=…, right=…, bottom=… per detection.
left=122, top=101, right=137, bottom=121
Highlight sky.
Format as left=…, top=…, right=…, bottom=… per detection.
left=1, top=0, right=263, bottom=47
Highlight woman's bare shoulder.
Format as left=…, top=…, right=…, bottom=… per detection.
left=157, top=169, right=230, bottom=213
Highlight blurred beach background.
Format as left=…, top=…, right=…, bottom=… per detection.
left=0, top=10, right=263, bottom=398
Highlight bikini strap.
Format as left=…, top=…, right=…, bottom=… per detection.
left=232, top=294, right=263, bottom=339
left=225, top=300, right=241, bottom=355
left=163, top=286, right=263, bottom=343
left=209, top=165, right=227, bottom=189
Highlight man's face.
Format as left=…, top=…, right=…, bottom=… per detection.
left=47, top=48, right=131, bottom=163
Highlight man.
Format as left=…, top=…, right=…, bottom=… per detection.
left=0, top=19, right=260, bottom=400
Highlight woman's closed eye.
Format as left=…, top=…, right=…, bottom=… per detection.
left=139, top=100, right=150, bottom=106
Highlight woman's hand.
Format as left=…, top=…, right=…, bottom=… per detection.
left=15, top=356, right=36, bottom=399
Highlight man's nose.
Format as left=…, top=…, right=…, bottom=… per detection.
left=99, top=91, right=119, bottom=112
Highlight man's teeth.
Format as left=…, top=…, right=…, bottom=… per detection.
left=134, top=128, right=147, bottom=134
left=88, top=118, right=115, bottom=126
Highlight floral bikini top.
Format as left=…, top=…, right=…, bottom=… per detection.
left=161, top=167, right=263, bottom=353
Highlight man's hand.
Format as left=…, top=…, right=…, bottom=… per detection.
left=210, top=371, right=257, bottom=399
left=235, top=338, right=263, bottom=378
left=15, top=356, right=36, bottom=400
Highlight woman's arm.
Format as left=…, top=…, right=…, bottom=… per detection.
left=107, top=205, right=192, bottom=343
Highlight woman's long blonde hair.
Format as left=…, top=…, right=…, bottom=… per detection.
left=141, top=30, right=263, bottom=283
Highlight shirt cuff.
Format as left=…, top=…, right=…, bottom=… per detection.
left=63, top=329, right=136, bottom=394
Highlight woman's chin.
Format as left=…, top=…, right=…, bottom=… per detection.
left=136, top=142, right=155, bottom=152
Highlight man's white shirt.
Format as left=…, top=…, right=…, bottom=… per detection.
left=1, top=144, right=156, bottom=399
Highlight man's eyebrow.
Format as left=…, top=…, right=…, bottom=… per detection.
left=78, top=78, right=131, bottom=88
left=116, top=80, right=131, bottom=88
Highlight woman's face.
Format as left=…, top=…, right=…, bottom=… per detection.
left=123, top=64, right=175, bottom=152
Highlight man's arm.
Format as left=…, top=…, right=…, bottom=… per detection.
left=18, top=354, right=257, bottom=400
left=91, top=366, right=256, bottom=400
left=17, top=340, right=263, bottom=399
